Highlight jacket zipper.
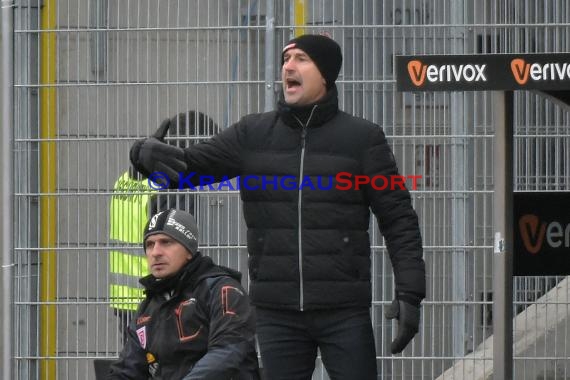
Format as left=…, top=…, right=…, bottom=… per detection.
left=293, top=105, right=317, bottom=311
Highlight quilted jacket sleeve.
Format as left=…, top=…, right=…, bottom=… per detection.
left=362, top=126, right=426, bottom=304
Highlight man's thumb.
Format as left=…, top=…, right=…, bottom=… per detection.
left=152, top=118, right=171, bottom=140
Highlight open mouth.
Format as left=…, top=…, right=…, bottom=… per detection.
left=286, top=78, right=301, bottom=90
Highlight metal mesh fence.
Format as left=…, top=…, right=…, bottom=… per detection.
left=8, top=0, right=570, bottom=379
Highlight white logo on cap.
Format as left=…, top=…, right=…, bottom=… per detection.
left=166, top=215, right=197, bottom=242
left=148, top=211, right=166, bottom=230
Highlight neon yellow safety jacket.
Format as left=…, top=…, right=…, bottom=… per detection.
left=109, top=171, right=156, bottom=310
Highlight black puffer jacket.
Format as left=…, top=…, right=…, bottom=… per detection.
left=169, top=88, right=424, bottom=310
left=107, top=254, right=259, bottom=380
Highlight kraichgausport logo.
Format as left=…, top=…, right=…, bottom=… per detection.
left=518, top=214, right=570, bottom=255
left=510, top=58, right=570, bottom=85
left=147, top=172, right=422, bottom=191
left=407, top=60, right=487, bottom=87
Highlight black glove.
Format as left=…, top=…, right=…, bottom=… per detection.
left=129, top=117, right=186, bottom=182
left=384, top=299, right=420, bottom=354
left=152, top=118, right=171, bottom=141
left=129, top=137, right=187, bottom=181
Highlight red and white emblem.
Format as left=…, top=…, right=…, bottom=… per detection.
left=136, top=326, right=147, bottom=349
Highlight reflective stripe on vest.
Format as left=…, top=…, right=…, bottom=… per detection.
left=109, top=284, right=146, bottom=311
left=109, top=171, right=155, bottom=310
left=109, top=250, right=149, bottom=278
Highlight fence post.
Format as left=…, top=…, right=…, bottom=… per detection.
left=1, top=1, right=15, bottom=379
left=492, top=90, right=514, bottom=379
left=264, top=0, right=275, bottom=112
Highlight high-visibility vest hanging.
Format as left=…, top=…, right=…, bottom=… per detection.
left=109, top=171, right=156, bottom=311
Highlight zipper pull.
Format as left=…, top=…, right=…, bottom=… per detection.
left=300, top=127, right=307, bottom=148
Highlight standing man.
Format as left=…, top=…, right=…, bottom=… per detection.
left=130, top=34, right=425, bottom=379
left=108, top=209, right=260, bottom=379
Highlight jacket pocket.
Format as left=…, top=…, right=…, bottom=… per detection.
left=174, top=298, right=203, bottom=342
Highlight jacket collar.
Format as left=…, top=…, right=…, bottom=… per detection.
left=277, top=85, right=339, bottom=128
left=139, top=253, right=242, bottom=298
left=140, top=253, right=211, bottom=297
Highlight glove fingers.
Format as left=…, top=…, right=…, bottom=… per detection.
left=139, top=138, right=187, bottom=174
left=129, top=139, right=150, bottom=178
left=387, top=300, right=421, bottom=354
left=157, top=153, right=187, bottom=174
left=155, top=161, right=183, bottom=184
left=390, top=326, right=416, bottom=354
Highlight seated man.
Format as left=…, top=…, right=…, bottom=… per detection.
left=108, top=209, right=260, bottom=380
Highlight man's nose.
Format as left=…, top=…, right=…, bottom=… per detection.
left=148, top=244, right=163, bottom=257
left=283, top=59, right=296, bottom=71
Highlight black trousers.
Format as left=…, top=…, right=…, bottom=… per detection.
left=256, top=307, right=377, bottom=380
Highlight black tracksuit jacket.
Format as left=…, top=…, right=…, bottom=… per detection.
left=155, top=87, right=425, bottom=310
left=107, top=254, right=259, bottom=380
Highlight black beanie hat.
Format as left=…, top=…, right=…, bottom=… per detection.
left=282, top=34, right=342, bottom=90
left=143, top=209, right=199, bottom=255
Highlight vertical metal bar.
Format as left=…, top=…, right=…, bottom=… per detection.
left=492, top=90, right=514, bottom=380
left=264, top=0, right=275, bottom=112
left=450, top=0, right=467, bottom=359
left=1, top=1, right=15, bottom=379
